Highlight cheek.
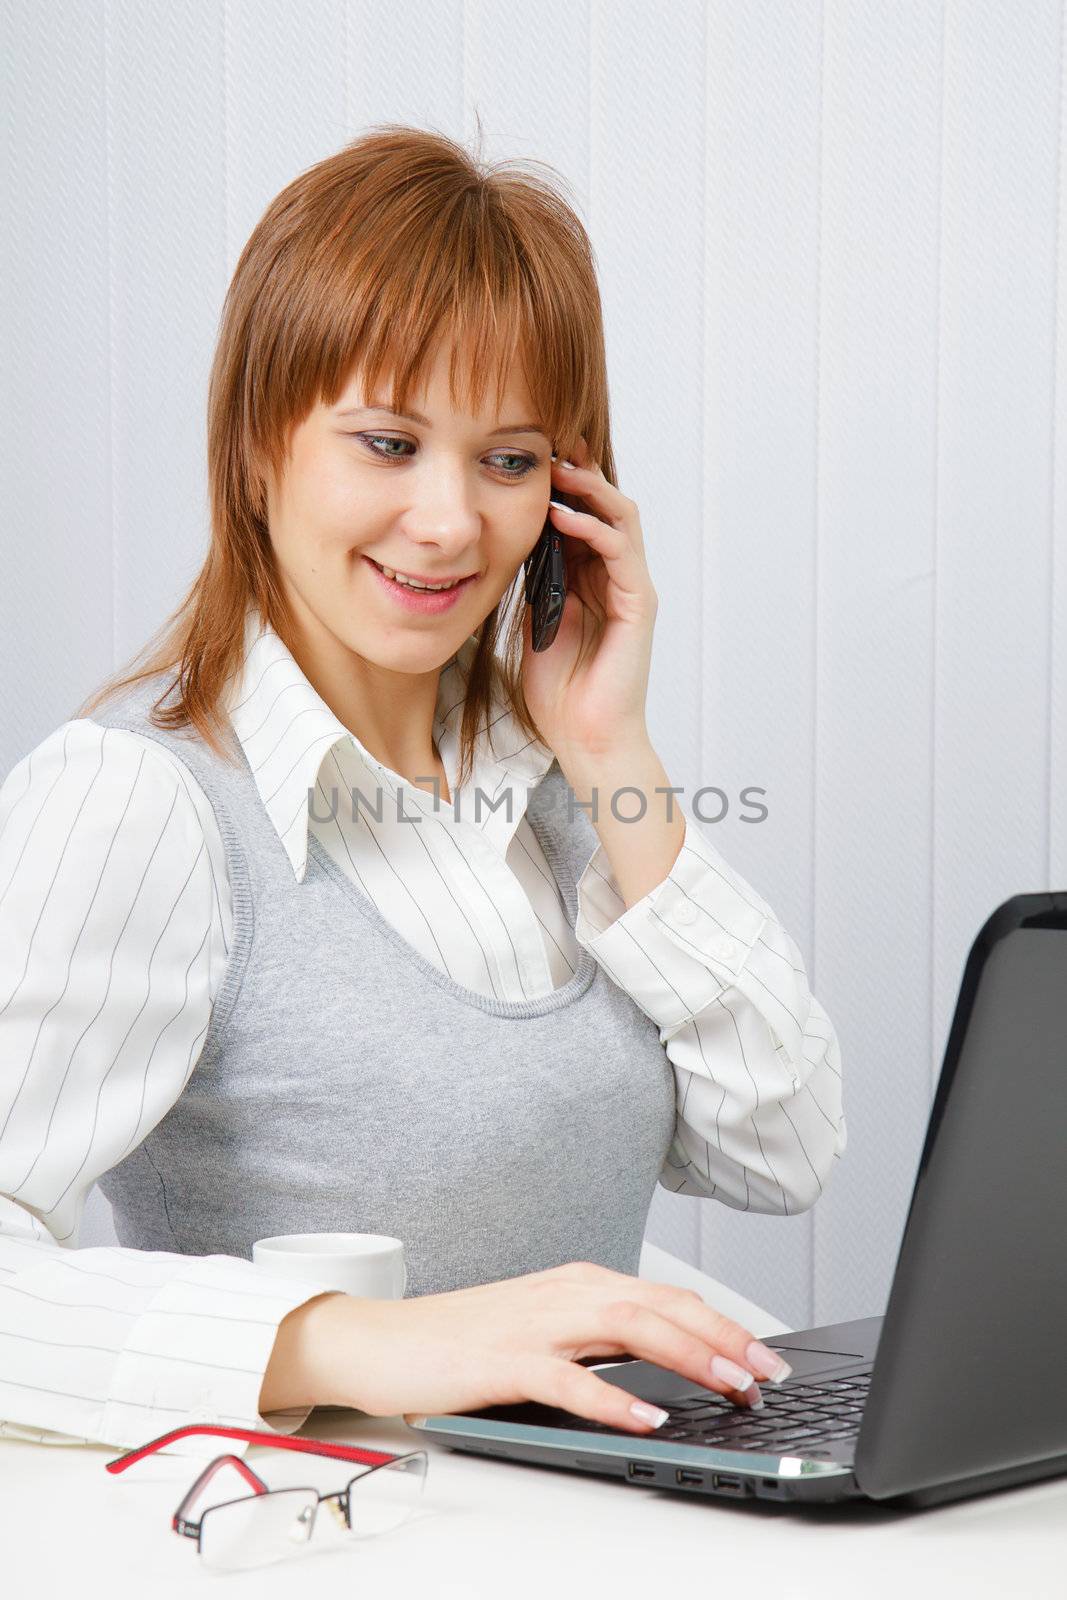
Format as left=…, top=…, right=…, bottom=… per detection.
left=503, top=504, right=547, bottom=563
left=292, top=467, right=371, bottom=549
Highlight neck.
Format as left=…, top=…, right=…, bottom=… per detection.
left=276, top=602, right=449, bottom=792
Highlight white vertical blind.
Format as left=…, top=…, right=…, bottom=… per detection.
left=2, top=0, right=1063, bottom=1334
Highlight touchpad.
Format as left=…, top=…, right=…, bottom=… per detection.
left=590, top=1315, right=880, bottom=1402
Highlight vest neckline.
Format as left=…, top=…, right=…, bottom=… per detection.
left=303, top=771, right=599, bottom=1019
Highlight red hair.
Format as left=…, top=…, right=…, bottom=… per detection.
left=77, top=122, right=617, bottom=789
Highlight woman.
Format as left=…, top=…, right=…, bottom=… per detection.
left=0, top=126, right=845, bottom=1457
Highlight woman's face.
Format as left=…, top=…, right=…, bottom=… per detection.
left=263, top=344, right=554, bottom=675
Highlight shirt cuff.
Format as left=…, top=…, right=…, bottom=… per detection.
left=574, top=813, right=768, bottom=1035
left=102, top=1260, right=344, bottom=1458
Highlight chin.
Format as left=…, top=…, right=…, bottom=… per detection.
left=337, top=628, right=468, bottom=674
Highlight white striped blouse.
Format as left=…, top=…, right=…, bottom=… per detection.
left=0, top=605, right=846, bottom=1457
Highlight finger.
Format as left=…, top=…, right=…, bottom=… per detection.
left=551, top=461, right=633, bottom=530
left=635, top=1279, right=793, bottom=1388
left=522, top=1354, right=673, bottom=1435
left=547, top=502, right=653, bottom=604
left=588, top=1298, right=764, bottom=1409
left=570, top=1266, right=792, bottom=1390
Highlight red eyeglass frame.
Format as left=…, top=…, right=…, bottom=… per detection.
left=105, top=1426, right=425, bottom=1548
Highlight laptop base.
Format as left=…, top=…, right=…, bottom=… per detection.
left=438, top=1431, right=866, bottom=1504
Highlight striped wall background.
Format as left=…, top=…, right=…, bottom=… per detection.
left=3, top=0, right=1064, bottom=1334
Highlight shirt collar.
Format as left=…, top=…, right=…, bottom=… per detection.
left=223, top=606, right=556, bottom=882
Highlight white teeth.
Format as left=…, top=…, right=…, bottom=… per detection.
left=376, top=562, right=460, bottom=591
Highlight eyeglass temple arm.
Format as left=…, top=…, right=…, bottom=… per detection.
left=104, top=1424, right=398, bottom=1475
left=172, top=1452, right=267, bottom=1535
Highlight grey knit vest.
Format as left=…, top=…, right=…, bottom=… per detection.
left=92, top=673, right=677, bottom=1296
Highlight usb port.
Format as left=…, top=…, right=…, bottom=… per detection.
left=712, top=1472, right=744, bottom=1493
left=627, top=1462, right=656, bottom=1480
left=676, top=1469, right=704, bottom=1486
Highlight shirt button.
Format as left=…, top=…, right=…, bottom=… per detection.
left=712, top=935, right=737, bottom=962
left=673, top=901, right=698, bottom=926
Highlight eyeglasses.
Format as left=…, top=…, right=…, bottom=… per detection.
left=106, top=1425, right=429, bottom=1572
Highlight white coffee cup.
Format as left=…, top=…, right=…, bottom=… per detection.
left=252, top=1231, right=407, bottom=1299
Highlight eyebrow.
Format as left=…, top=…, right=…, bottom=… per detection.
left=336, top=404, right=549, bottom=438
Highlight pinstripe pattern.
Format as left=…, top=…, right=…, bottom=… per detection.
left=0, top=605, right=845, bottom=1456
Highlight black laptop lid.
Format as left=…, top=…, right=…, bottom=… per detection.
left=854, top=892, right=1067, bottom=1500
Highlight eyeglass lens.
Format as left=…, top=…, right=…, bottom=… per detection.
left=347, top=1451, right=428, bottom=1536
left=198, top=1486, right=319, bottom=1572
left=196, top=1452, right=428, bottom=1571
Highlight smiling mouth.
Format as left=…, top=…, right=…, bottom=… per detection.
left=364, top=557, right=478, bottom=590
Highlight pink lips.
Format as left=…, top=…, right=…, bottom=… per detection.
left=363, top=556, right=477, bottom=614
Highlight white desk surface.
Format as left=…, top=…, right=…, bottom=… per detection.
left=5, top=1247, right=1063, bottom=1598
left=4, top=1403, right=1065, bottom=1599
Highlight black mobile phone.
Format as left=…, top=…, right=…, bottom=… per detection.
left=523, top=498, right=571, bottom=650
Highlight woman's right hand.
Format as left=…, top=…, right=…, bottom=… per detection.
left=292, top=1260, right=792, bottom=1435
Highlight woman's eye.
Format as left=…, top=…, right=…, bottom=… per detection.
left=360, top=434, right=412, bottom=459
left=354, top=434, right=537, bottom=479
left=491, top=452, right=536, bottom=478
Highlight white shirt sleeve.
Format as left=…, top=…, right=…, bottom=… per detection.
left=0, top=719, right=341, bottom=1457
left=574, top=808, right=847, bottom=1214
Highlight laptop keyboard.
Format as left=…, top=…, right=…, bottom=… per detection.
left=577, top=1371, right=871, bottom=1453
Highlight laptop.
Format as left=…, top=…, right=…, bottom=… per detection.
left=406, top=890, right=1067, bottom=1508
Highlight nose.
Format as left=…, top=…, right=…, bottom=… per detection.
left=398, top=469, right=483, bottom=562
left=399, top=523, right=481, bottom=568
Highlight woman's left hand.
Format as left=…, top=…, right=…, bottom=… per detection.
left=520, top=436, right=658, bottom=761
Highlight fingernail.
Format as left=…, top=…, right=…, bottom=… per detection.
left=745, top=1340, right=794, bottom=1384
left=710, top=1354, right=757, bottom=1392
left=558, top=459, right=577, bottom=469
left=629, top=1400, right=670, bottom=1428
left=549, top=498, right=576, bottom=513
